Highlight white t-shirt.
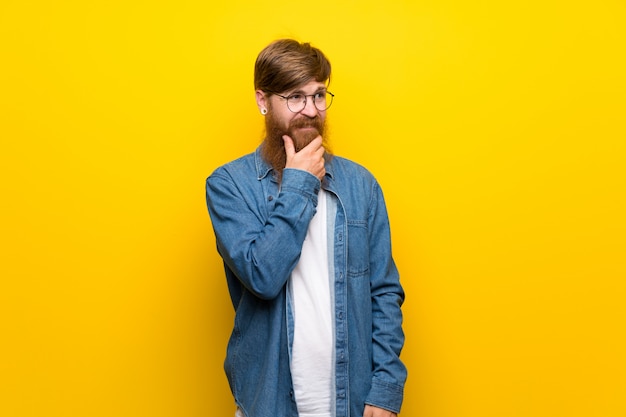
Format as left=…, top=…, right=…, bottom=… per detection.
left=288, top=190, right=335, bottom=417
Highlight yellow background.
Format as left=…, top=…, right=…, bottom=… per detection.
left=1, top=1, right=625, bottom=416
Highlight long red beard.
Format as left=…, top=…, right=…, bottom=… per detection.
left=260, top=111, right=331, bottom=181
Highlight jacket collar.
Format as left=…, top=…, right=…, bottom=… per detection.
left=254, top=146, right=274, bottom=180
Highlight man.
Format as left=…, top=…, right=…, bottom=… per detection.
left=205, top=39, right=406, bottom=417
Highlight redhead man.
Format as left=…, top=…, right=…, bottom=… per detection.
left=206, top=39, right=406, bottom=417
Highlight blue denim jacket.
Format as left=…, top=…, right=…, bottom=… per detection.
left=205, top=147, right=406, bottom=417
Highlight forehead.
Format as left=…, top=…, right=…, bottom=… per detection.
left=285, top=80, right=327, bottom=94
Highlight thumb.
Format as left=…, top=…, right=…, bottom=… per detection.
left=282, top=135, right=296, bottom=158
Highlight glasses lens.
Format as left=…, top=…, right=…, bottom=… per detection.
left=313, top=93, right=327, bottom=111
left=287, top=95, right=306, bottom=113
left=318, top=92, right=333, bottom=111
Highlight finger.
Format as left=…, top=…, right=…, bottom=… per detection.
left=282, top=135, right=296, bottom=159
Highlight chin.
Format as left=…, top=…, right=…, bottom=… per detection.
left=292, top=129, right=320, bottom=152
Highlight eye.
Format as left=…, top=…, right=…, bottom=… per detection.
left=313, top=92, right=325, bottom=100
left=288, top=94, right=304, bottom=101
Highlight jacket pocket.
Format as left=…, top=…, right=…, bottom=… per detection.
left=347, top=220, right=369, bottom=277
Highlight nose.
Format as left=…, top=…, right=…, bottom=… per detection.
left=299, top=96, right=319, bottom=117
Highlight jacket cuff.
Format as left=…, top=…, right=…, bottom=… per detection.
left=365, top=377, right=405, bottom=414
left=281, top=168, right=321, bottom=200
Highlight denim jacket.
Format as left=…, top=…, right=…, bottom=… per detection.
left=205, top=147, right=406, bottom=417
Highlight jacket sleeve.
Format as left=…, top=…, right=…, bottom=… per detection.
left=364, top=180, right=407, bottom=413
left=206, top=167, right=321, bottom=300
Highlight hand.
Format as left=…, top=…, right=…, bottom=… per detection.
left=363, top=404, right=398, bottom=417
left=283, top=134, right=326, bottom=181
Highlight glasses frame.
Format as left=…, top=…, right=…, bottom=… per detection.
left=270, top=90, right=335, bottom=113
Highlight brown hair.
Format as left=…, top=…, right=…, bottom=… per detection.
left=254, top=39, right=331, bottom=94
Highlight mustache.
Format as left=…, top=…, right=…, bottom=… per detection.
left=289, top=116, right=323, bottom=131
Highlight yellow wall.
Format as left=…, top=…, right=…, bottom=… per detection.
left=1, top=1, right=625, bottom=416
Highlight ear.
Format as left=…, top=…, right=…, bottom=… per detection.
left=255, top=90, right=268, bottom=114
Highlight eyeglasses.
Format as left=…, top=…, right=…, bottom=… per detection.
left=271, top=91, right=335, bottom=113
